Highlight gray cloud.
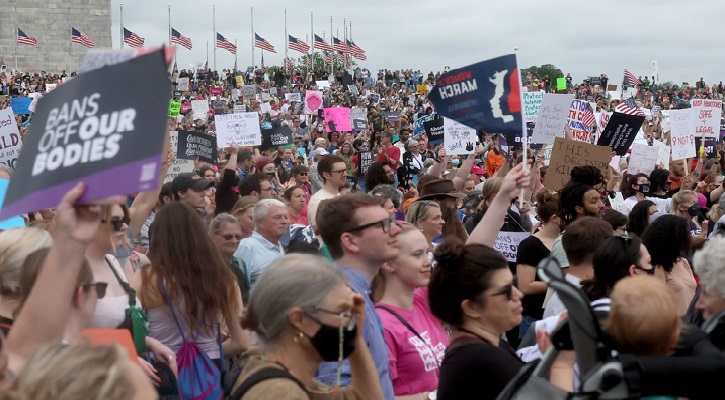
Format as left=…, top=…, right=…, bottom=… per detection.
left=111, top=0, right=725, bottom=86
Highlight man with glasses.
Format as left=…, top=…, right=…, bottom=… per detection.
left=308, top=155, right=348, bottom=232
left=316, top=193, right=400, bottom=400
left=238, top=173, right=277, bottom=200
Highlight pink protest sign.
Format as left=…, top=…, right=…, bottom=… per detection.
left=323, top=107, right=352, bottom=132
left=210, top=86, right=223, bottom=95
left=180, top=102, right=192, bottom=114
left=304, top=91, right=323, bottom=114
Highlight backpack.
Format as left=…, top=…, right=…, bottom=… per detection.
left=226, top=367, right=306, bottom=400
left=161, top=284, right=224, bottom=400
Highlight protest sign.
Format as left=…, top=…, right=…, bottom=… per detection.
left=695, top=137, right=717, bottom=159
left=323, top=107, right=352, bottom=132
left=285, top=93, right=301, bottom=102
left=566, top=100, right=593, bottom=142
left=259, top=102, right=272, bottom=114
left=596, top=111, right=611, bottom=141
left=0, top=179, right=25, bottom=230
left=177, top=130, right=217, bottom=164
left=424, top=117, right=444, bottom=145
left=242, top=85, right=256, bottom=100
left=347, top=85, right=359, bottom=95
left=191, top=100, right=208, bottom=120
left=413, top=114, right=435, bottom=138
left=233, top=104, right=246, bottom=114
left=428, top=54, right=522, bottom=134
left=304, top=90, right=323, bottom=114
left=416, top=85, right=428, bottom=94
left=652, top=139, right=670, bottom=170
left=164, top=131, right=195, bottom=183
left=690, top=99, right=722, bottom=138
left=210, top=86, right=223, bottom=96
left=28, top=94, right=43, bottom=113
left=358, top=150, right=373, bottom=177
left=168, top=101, right=181, bottom=117
left=628, top=144, right=659, bottom=176
left=180, top=102, right=192, bottom=115
left=544, top=137, right=612, bottom=191
left=214, top=112, right=261, bottom=147
left=542, top=143, right=554, bottom=166
left=10, top=98, right=32, bottom=115
left=492, top=231, right=531, bottom=262
left=316, top=80, right=331, bottom=90
left=670, top=108, right=695, bottom=161
left=350, top=107, right=368, bottom=131
left=556, top=78, right=567, bottom=91
left=235, top=76, right=244, bottom=87
left=523, top=91, right=545, bottom=122
left=530, top=94, right=573, bottom=144
left=444, top=117, right=477, bottom=155
left=596, top=112, right=645, bottom=156
left=0, top=108, right=22, bottom=170
left=269, top=87, right=278, bottom=96
left=0, top=49, right=170, bottom=219
left=381, top=110, right=401, bottom=122
left=261, top=125, right=293, bottom=150
left=177, top=77, right=189, bottom=91
left=260, top=93, right=270, bottom=102
left=80, top=47, right=175, bottom=73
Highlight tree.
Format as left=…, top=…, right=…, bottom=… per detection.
left=522, top=64, right=565, bottom=83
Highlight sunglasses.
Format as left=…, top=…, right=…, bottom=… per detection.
left=490, top=283, right=515, bottom=300
left=82, top=282, right=108, bottom=299
left=298, top=172, right=309, bottom=176
left=105, top=216, right=130, bottom=232
left=220, top=234, right=243, bottom=241
left=615, top=235, right=654, bottom=275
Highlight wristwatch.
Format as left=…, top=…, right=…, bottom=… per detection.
left=425, top=391, right=437, bottom=400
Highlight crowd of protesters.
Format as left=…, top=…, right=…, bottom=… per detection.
left=1, top=57, right=725, bottom=400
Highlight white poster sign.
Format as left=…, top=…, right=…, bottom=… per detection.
left=530, top=94, right=574, bottom=144
left=214, top=113, right=262, bottom=147
left=690, top=98, right=722, bottom=138
left=652, top=139, right=670, bottom=170
left=0, top=108, right=22, bottom=169
left=670, top=109, right=696, bottom=160
left=443, top=118, right=476, bottom=155
left=178, top=77, right=189, bottom=91
left=191, top=100, right=208, bottom=120
left=492, top=231, right=531, bottom=262
left=628, top=144, right=659, bottom=176
left=285, top=93, right=301, bottom=102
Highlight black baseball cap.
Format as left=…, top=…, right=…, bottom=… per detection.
left=171, top=173, right=214, bottom=194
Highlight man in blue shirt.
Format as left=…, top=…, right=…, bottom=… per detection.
left=315, top=193, right=401, bottom=400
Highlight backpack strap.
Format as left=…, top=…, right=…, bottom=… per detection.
left=375, top=304, right=441, bottom=369
left=229, top=367, right=307, bottom=400
left=104, top=255, right=137, bottom=307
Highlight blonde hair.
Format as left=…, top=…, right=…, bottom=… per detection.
left=0, top=228, right=52, bottom=296
left=606, top=275, right=680, bottom=356
left=670, top=190, right=697, bottom=219
left=478, top=177, right=503, bottom=211
left=1, top=343, right=135, bottom=400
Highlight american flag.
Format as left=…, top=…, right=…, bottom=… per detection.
left=123, top=27, right=144, bottom=48
left=346, top=39, right=366, bottom=60
left=284, top=57, right=293, bottom=71
left=333, top=37, right=350, bottom=53
left=16, top=28, right=37, bottom=48
left=216, top=33, right=236, bottom=54
left=71, top=28, right=95, bottom=48
left=324, top=51, right=332, bottom=65
left=314, top=34, right=334, bottom=52
left=349, top=40, right=365, bottom=55
left=582, top=105, right=596, bottom=131
left=615, top=97, right=645, bottom=117
left=288, top=35, right=310, bottom=53
left=306, top=54, right=312, bottom=70
left=171, top=28, right=192, bottom=50
left=623, top=69, right=641, bottom=86
left=254, top=33, right=276, bottom=53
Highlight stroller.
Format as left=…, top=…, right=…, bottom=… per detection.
left=497, top=256, right=725, bottom=400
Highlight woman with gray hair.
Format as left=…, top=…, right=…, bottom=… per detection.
left=692, top=236, right=725, bottom=350
left=370, top=184, right=404, bottom=220
left=230, top=254, right=383, bottom=399
left=400, top=138, right=425, bottom=188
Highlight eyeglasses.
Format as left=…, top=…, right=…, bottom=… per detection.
left=298, top=172, right=309, bottom=176
left=104, top=216, right=130, bottom=232
left=330, top=169, right=348, bottom=175
left=82, top=282, right=108, bottom=299
left=490, top=284, right=514, bottom=300
left=345, top=216, right=396, bottom=234
left=311, top=306, right=357, bottom=331
left=220, top=234, right=243, bottom=241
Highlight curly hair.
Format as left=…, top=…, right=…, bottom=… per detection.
left=365, top=161, right=392, bottom=191
left=641, top=214, right=691, bottom=273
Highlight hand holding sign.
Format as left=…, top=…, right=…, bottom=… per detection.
left=53, top=182, right=103, bottom=245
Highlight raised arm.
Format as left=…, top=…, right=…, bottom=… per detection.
left=129, top=135, right=174, bottom=237
left=452, top=144, right=484, bottom=191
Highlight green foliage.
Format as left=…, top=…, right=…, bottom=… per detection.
left=523, top=64, right=565, bottom=80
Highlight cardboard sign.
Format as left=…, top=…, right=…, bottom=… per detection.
left=10, top=98, right=32, bottom=115
left=347, top=85, right=359, bottom=95
left=164, top=131, right=195, bottom=183
left=242, top=85, right=256, bottom=100
left=492, top=231, right=531, bottom=262
left=0, top=49, right=170, bottom=219
left=544, top=137, right=613, bottom=191
left=269, top=87, right=278, bottom=96
left=556, top=77, right=567, bottom=91
left=214, top=112, right=261, bottom=147
left=596, top=112, right=645, bottom=156
left=261, top=125, right=293, bottom=150
left=259, top=102, right=272, bottom=114
left=444, top=117, right=477, bottom=155
left=523, top=91, right=545, bottom=122
left=304, top=90, right=323, bottom=114
left=168, top=101, right=181, bottom=117
left=652, top=139, right=670, bottom=170
left=628, top=144, right=659, bottom=176
left=191, top=100, right=208, bottom=120
left=285, top=93, right=301, bottom=102
left=177, top=130, right=218, bottom=164
left=424, top=117, right=444, bottom=145
left=566, top=100, right=593, bottom=142
left=0, top=108, right=22, bottom=170
left=316, top=80, right=331, bottom=90
left=416, top=84, right=428, bottom=94
left=358, top=150, right=373, bottom=177
left=413, top=114, right=435, bottom=138
left=428, top=54, right=522, bottom=134
left=530, top=94, right=573, bottom=144
left=690, top=99, right=722, bottom=138
left=177, top=77, right=189, bottom=91
left=323, top=107, right=352, bottom=132
left=670, top=108, right=695, bottom=161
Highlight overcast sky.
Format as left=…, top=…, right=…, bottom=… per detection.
left=110, top=0, right=724, bottom=86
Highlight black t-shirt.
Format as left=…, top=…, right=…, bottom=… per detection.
left=516, top=236, right=550, bottom=320
left=438, top=337, right=523, bottom=400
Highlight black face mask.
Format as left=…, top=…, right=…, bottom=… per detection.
left=688, top=204, right=701, bottom=217
left=305, top=314, right=357, bottom=362
left=636, top=184, right=650, bottom=194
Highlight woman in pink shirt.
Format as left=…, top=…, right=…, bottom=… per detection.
left=372, top=225, right=449, bottom=399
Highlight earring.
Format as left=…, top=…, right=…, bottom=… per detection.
left=293, top=330, right=304, bottom=344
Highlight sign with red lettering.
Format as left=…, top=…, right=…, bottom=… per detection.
left=0, top=108, right=22, bottom=170
left=670, top=109, right=696, bottom=161
left=565, top=100, right=592, bottom=142
left=690, top=99, right=721, bottom=138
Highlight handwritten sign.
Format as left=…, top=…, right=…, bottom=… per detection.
left=191, top=100, right=208, bottom=120
left=523, top=91, right=545, bottom=122
left=530, top=94, right=573, bottom=144
left=164, top=131, right=195, bottom=183
left=214, top=112, right=262, bottom=147
left=652, top=139, right=670, bottom=170
left=285, top=92, right=301, bottom=102
left=628, top=144, right=659, bottom=176
left=492, top=231, right=531, bottom=262
left=670, top=109, right=695, bottom=161
left=544, top=137, right=613, bottom=191
left=566, top=99, right=593, bottom=142
left=323, top=107, right=352, bottom=132
left=168, top=101, right=181, bottom=117
left=242, top=85, right=256, bottom=100
left=233, top=104, right=246, bottom=114
left=691, top=99, right=721, bottom=138
left=177, top=77, right=189, bottom=91
left=0, top=108, right=22, bottom=170
left=443, top=117, right=476, bottom=155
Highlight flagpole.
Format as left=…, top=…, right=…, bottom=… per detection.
left=120, top=3, right=123, bottom=49
left=213, top=4, right=216, bottom=73
left=284, top=8, right=288, bottom=75
left=68, top=2, right=72, bottom=73
left=251, top=6, right=255, bottom=68
left=168, top=5, right=171, bottom=46
left=206, top=41, right=209, bottom=67
left=515, top=48, right=527, bottom=209
left=234, top=39, right=238, bottom=71
left=330, top=16, right=334, bottom=78
left=14, top=3, right=17, bottom=71
left=310, top=12, right=314, bottom=78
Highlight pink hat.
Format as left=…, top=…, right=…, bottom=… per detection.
left=470, top=165, right=486, bottom=176
left=254, top=157, right=273, bottom=172
left=697, top=192, right=708, bottom=209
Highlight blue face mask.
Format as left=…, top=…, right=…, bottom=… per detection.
left=451, top=159, right=460, bottom=167
left=359, top=146, right=369, bottom=152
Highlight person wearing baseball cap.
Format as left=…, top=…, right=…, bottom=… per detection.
left=171, top=172, right=215, bottom=211
left=470, top=164, right=487, bottom=191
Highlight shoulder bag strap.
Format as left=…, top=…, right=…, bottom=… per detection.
left=229, top=367, right=307, bottom=400
left=104, top=256, right=137, bottom=307
left=375, top=304, right=440, bottom=369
